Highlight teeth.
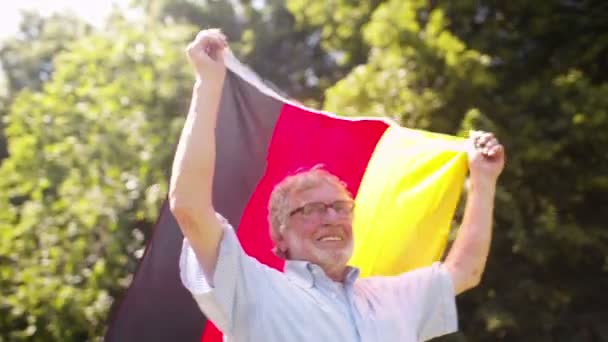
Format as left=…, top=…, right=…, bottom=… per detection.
left=320, top=236, right=342, bottom=241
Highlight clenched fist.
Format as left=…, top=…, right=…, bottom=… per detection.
left=186, top=28, right=228, bottom=82
left=467, top=130, right=506, bottom=183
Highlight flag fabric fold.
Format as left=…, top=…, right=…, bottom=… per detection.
left=105, top=53, right=468, bottom=342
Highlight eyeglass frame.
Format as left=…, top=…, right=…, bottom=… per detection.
left=288, top=200, right=355, bottom=218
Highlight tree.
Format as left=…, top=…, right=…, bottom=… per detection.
left=134, top=0, right=347, bottom=104
left=0, top=12, right=91, bottom=163
left=0, top=1, right=346, bottom=339
left=286, top=0, right=608, bottom=340
left=0, top=11, right=91, bottom=96
left=0, top=16, right=195, bottom=340
left=2, top=0, right=605, bottom=340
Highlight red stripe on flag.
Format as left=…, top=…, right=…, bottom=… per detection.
left=201, top=104, right=388, bottom=341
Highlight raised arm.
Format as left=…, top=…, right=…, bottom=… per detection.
left=169, top=29, right=228, bottom=283
left=444, top=131, right=506, bottom=295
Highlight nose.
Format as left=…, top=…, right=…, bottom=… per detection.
left=323, top=207, right=342, bottom=222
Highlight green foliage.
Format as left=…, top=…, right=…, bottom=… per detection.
left=138, top=0, right=347, bottom=104
left=0, top=17, right=194, bottom=341
left=0, top=12, right=92, bottom=167
left=0, top=1, right=344, bottom=339
left=323, top=1, right=495, bottom=134
left=0, top=11, right=92, bottom=96
left=288, top=0, right=608, bottom=340
left=1, top=0, right=606, bottom=340
left=286, top=0, right=380, bottom=67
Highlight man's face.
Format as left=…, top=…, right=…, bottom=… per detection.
left=278, top=182, right=354, bottom=270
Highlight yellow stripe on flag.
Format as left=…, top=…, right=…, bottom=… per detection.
left=349, top=126, right=468, bottom=277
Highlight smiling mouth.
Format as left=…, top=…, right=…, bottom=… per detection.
left=318, top=236, right=344, bottom=242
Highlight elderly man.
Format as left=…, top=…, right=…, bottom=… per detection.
left=170, top=29, right=505, bottom=342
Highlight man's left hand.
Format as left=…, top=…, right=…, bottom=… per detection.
left=467, top=131, right=506, bottom=182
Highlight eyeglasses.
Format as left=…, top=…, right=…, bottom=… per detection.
left=289, top=200, right=355, bottom=218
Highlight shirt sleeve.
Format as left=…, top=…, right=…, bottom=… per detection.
left=389, top=262, right=458, bottom=341
left=178, top=212, right=268, bottom=334
left=401, top=262, right=458, bottom=341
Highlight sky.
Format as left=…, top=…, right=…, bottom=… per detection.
left=0, top=0, right=130, bottom=39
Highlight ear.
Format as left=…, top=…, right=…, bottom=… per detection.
left=274, top=225, right=286, bottom=242
left=275, top=224, right=289, bottom=245
left=269, top=224, right=282, bottom=243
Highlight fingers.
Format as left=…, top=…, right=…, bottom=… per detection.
left=187, top=28, right=228, bottom=62
left=196, top=28, right=226, bottom=41
left=196, top=29, right=227, bottom=53
left=470, top=130, right=503, bottom=158
left=486, top=144, right=503, bottom=157
left=472, top=131, right=493, bottom=147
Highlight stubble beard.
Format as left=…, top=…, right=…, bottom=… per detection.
left=312, top=241, right=353, bottom=270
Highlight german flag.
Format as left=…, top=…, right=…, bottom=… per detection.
left=105, top=53, right=468, bottom=342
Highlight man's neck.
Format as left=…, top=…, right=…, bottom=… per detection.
left=321, top=264, right=348, bottom=283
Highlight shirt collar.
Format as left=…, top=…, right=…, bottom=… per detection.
left=284, top=260, right=360, bottom=288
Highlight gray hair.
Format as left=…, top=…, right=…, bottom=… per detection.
left=267, top=165, right=352, bottom=258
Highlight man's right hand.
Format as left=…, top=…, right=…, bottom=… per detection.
left=186, top=29, right=228, bottom=82
left=172, top=28, right=230, bottom=282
